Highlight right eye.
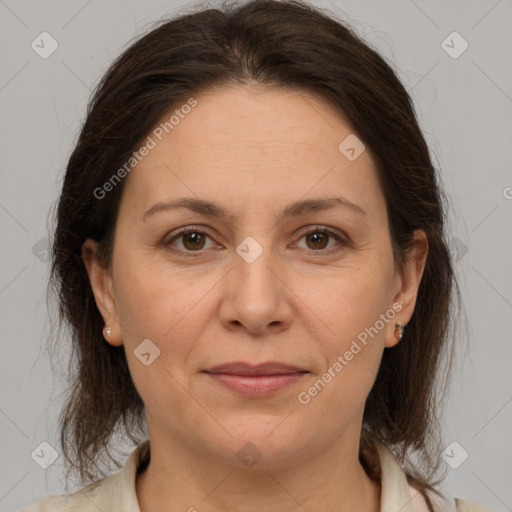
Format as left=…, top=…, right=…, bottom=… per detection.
left=163, top=227, right=220, bottom=255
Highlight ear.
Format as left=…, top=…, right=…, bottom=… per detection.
left=385, top=229, right=429, bottom=348
left=81, top=238, right=123, bottom=347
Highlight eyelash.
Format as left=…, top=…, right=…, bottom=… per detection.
left=162, top=225, right=348, bottom=257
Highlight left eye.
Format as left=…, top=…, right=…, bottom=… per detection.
left=164, top=227, right=345, bottom=254
left=294, top=228, right=344, bottom=252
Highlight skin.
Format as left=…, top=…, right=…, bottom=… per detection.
left=82, top=84, right=428, bottom=512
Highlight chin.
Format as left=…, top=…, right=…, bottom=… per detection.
left=205, top=421, right=311, bottom=469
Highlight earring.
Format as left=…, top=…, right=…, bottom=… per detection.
left=105, top=326, right=112, bottom=336
left=395, top=323, right=404, bottom=340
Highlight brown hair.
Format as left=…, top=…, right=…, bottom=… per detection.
left=49, top=0, right=459, bottom=509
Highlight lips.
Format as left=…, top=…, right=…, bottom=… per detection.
left=204, top=361, right=307, bottom=376
left=203, top=362, right=309, bottom=397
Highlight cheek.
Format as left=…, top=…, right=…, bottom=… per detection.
left=111, top=260, right=211, bottom=424
left=113, top=250, right=209, bottom=338
left=323, top=262, right=394, bottom=340
left=310, top=263, right=394, bottom=391
left=296, top=300, right=388, bottom=428
left=111, top=254, right=221, bottom=388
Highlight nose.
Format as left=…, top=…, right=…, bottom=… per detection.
left=218, top=240, right=294, bottom=336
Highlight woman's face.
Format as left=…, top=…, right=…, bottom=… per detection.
left=84, top=84, right=427, bottom=468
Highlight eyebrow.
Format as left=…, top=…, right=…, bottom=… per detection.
left=142, top=196, right=366, bottom=222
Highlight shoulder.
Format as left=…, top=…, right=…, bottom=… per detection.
left=19, top=479, right=108, bottom=512
left=20, top=495, right=65, bottom=512
left=370, top=438, right=493, bottom=512
left=409, top=483, right=495, bottom=512
left=409, top=484, right=495, bottom=512
left=20, top=439, right=150, bottom=512
left=454, top=497, right=495, bottom=512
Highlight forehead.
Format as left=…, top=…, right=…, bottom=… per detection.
left=120, top=84, right=383, bottom=219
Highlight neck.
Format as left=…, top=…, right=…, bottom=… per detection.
left=136, top=428, right=381, bottom=512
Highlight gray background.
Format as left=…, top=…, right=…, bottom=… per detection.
left=1, top=0, right=511, bottom=511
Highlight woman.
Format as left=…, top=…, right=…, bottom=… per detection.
left=21, top=0, right=491, bottom=511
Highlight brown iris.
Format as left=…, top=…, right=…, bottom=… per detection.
left=182, top=231, right=206, bottom=250
left=305, top=231, right=329, bottom=250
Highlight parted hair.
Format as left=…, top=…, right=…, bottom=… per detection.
left=49, top=1, right=458, bottom=510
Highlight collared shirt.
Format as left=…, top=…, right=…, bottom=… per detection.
left=20, top=439, right=492, bottom=512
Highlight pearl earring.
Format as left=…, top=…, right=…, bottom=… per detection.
left=105, top=326, right=112, bottom=336
left=395, top=323, right=404, bottom=340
